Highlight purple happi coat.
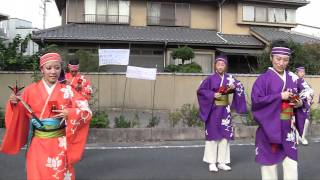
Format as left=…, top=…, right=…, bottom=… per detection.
left=197, top=73, right=247, bottom=141
left=252, top=68, right=308, bottom=165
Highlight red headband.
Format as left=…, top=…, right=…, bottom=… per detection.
left=40, top=53, right=61, bottom=67
left=68, top=64, right=79, bottom=71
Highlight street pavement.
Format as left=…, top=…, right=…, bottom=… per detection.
left=0, top=139, right=319, bottom=180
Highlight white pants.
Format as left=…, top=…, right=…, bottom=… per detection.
left=203, top=138, right=230, bottom=164
left=261, top=157, right=298, bottom=180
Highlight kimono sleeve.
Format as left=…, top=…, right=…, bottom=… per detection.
left=197, top=78, right=215, bottom=122
left=231, top=78, right=248, bottom=114
left=1, top=88, right=30, bottom=154
left=82, top=77, right=93, bottom=101
left=251, top=76, right=282, bottom=144
left=65, top=89, right=92, bottom=165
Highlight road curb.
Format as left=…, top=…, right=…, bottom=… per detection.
left=1, top=124, right=320, bottom=143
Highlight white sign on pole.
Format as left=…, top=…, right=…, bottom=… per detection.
left=98, top=49, right=130, bottom=66
left=126, top=66, right=157, bottom=80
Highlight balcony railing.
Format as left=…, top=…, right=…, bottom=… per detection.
left=147, top=16, right=189, bottom=27
left=84, top=14, right=130, bottom=24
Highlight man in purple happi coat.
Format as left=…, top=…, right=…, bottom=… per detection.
left=197, top=54, right=247, bottom=172
left=251, top=40, right=309, bottom=180
left=295, top=65, right=314, bottom=145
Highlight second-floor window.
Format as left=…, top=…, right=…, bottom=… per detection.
left=242, top=5, right=296, bottom=24
left=147, top=2, right=190, bottom=27
left=85, top=0, right=130, bottom=24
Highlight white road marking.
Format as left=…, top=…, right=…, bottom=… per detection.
left=85, top=143, right=254, bottom=150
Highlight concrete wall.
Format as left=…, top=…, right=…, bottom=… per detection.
left=1, top=72, right=320, bottom=111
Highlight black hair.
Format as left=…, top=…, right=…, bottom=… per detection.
left=69, top=58, right=79, bottom=65
left=58, top=69, right=66, bottom=83
left=295, top=63, right=303, bottom=69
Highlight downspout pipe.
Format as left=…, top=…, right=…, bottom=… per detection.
left=219, top=0, right=226, bottom=33
left=217, top=0, right=227, bottom=43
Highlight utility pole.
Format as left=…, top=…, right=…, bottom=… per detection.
left=41, top=0, right=51, bottom=29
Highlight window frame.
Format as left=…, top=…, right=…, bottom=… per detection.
left=147, top=1, right=191, bottom=27
left=242, top=4, right=296, bottom=25
left=84, top=0, right=131, bottom=24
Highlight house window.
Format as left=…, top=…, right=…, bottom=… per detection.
left=147, top=2, right=190, bottom=27
left=275, top=8, right=285, bottom=23
left=243, top=6, right=255, bottom=21
left=255, top=7, right=267, bottom=22
left=268, top=8, right=276, bottom=23
left=285, top=9, right=296, bottom=24
left=193, top=54, right=213, bottom=73
left=84, top=0, right=130, bottom=24
left=243, top=5, right=296, bottom=24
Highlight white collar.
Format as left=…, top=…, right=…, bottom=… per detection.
left=42, top=79, right=57, bottom=95
left=269, top=67, right=286, bottom=82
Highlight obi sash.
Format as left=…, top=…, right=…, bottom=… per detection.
left=215, top=95, right=229, bottom=106
left=280, top=101, right=293, bottom=120
left=27, top=118, right=65, bottom=150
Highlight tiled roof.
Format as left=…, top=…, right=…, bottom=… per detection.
left=216, top=48, right=263, bottom=55
left=250, top=26, right=320, bottom=44
left=241, top=0, right=308, bottom=6
left=32, top=23, right=263, bottom=47
left=220, top=34, right=263, bottom=47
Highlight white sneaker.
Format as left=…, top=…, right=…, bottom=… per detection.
left=217, top=163, right=231, bottom=171
left=301, top=138, right=309, bottom=145
left=209, top=163, right=218, bottom=172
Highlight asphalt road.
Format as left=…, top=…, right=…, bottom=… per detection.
left=0, top=140, right=319, bottom=180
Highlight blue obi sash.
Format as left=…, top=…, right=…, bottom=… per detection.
left=27, top=118, right=65, bottom=150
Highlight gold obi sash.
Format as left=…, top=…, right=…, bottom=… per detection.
left=34, top=128, right=65, bottom=138
left=280, top=101, right=293, bottom=120
left=215, top=95, right=229, bottom=106
left=34, top=118, right=65, bottom=138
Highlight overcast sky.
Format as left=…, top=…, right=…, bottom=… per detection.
left=0, top=0, right=319, bottom=35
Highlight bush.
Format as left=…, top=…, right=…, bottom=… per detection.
left=147, top=115, right=160, bottom=128
left=164, top=64, right=180, bottom=72
left=168, top=111, right=182, bottom=128
left=164, top=62, right=202, bottom=73
left=90, top=112, right=109, bottom=128
left=130, top=113, right=140, bottom=128
left=240, top=101, right=257, bottom=126
left=310, top=108, right=320, bottom=124
left=171, top=46, right=195, bottom=65
left=180, top=104, right=202, bottom=127
left=114, top=115, right=131, bottom=128
left=75, top=49, right=99, bottom=72
left=178, top=62, right=202, bottom=73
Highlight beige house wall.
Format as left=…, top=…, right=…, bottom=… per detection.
left=61, top=0, right=298, bottom=33
left=190, top=4, right=217, bottom=30
left=2, top=72, right=320, bottom=111
left=221, top=3, right=250, bottom=35
left=130, top=0, right=147, bottom=26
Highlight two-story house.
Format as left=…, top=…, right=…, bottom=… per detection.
left=31, top=0, right=320, bottom=73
